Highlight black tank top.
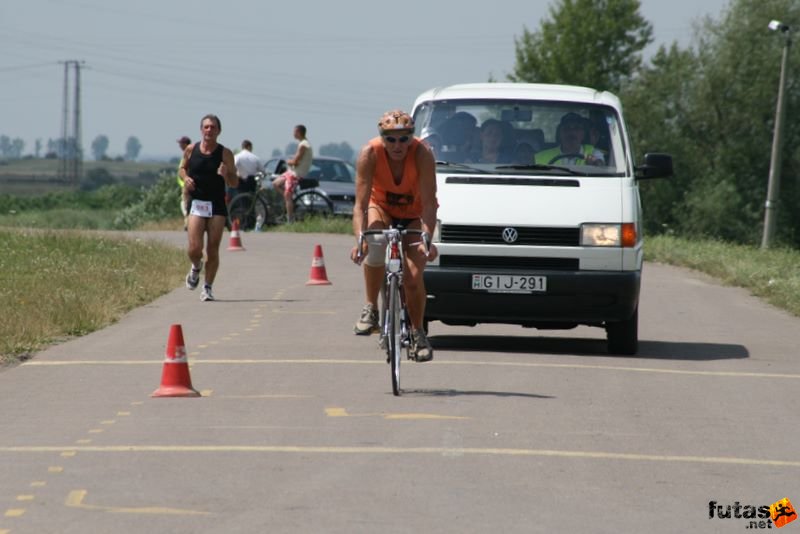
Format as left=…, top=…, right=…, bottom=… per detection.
left=187, top=143, right=226, bottom=206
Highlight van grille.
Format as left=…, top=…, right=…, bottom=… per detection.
left=440, top=256, right=579, bottom=270
left=441, top=225, right=580, bottom=246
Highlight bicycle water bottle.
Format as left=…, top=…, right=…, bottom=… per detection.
left=255, top=214, right=264, bottom=232
left=388, top=241, right=401, bottom=272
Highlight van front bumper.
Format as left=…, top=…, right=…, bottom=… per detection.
left=423, top=267, right=640, bottom=327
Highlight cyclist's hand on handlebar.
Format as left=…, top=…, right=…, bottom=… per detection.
left=351, top=237, right=368, bottom=265
left=416, top=241, right=437, bottom=262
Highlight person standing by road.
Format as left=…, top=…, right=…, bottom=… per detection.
left=176, top=135, right=191, bottom=230
left=349, top=110, right=438, bottom=362
left=233, top=139, right=262, bottom=196
left=180, top=114, right=238, bottom=302
left=272, top=124, right=313, bottom=223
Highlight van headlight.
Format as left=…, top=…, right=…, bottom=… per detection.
left=581, top=223, right=637, bottom=247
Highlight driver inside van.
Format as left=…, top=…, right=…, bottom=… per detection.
left=535, top=112, right=604, bottom=166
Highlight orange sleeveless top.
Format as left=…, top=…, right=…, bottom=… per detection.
left=368, top=136, right=422, bottom=219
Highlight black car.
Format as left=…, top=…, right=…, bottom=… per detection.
left=263, top=156, right=356, bottom=216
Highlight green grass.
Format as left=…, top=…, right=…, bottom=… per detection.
left=0, top=228, right=186, bottom=364
left=644, top=234, right=800, bottom=317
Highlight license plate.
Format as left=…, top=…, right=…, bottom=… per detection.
left=472, top=274, right=547, bottom=293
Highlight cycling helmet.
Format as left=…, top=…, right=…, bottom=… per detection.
left=378, top=109, right=415, bottom=134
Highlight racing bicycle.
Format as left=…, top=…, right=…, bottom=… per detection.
left=358, top=226, right=430, bottom=396
left=227, top=172, right=334, bottom=230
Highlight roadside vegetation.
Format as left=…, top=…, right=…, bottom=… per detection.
left=0, top=228, right=186, bottom=364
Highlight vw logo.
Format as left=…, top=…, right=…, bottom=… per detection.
left=502, top=227, right=518, bottom=243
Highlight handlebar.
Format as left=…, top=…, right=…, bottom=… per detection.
left=356, top=228, right=431, bottom=261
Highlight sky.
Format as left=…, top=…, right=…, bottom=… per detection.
left=1, top=0, right=731, bottom=162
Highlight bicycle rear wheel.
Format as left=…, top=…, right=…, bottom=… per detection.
left=387, top=276, right=402, bottom=396
left=228, top=193, right=267, bottom=231
left=293, top=190, right=333, bottom=221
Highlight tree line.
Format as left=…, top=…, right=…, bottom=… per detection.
left=0, top=134, right=143, bottom=161
left=511, top=0, right=799, bottom=248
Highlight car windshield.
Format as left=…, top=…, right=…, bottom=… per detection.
left=413, top=99, right=627, bottom=175
left=306, top=159, right=355, bottom=183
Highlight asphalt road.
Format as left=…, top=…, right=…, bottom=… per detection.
left=1, top=230, right=798, bottom=533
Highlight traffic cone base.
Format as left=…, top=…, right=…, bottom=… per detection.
left=227, top=219, right=245, bottom=251
left=306, top=244, right=332, bottom=285
left=152, top=324, right=201, bottom=398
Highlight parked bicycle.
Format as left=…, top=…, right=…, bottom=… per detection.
left=227, top=171, right=334, bottom=230
left=358, top=225, right=430, bottom=396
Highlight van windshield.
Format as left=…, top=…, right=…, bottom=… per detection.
left=413, top=99, right=627, bottom=175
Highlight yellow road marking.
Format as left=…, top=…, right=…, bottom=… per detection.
left=16, top=495, right=34, bottom=502
left=88, top=429, right=103, bottom=434
left=2, top=445, right=795, bottom=468
left=61, top=451, right=76, bottom=458
left=200, top=389, right=213, bottom=397
left=1, top=528, right=10, bottom=533
left=48, top=466, right=63, bottom=473
left=75, top=439, right=92, bottom=445
left=30, top=481, right=46, bottom=487
left=20, top=359, right=800, bottom=379
left=101, top=420, right=115, bottom=425
left=117, top=412, right=130, bottom=416
left=65, top=490, right=209, bottom=516
left=4, top=509, right=25, bottom=517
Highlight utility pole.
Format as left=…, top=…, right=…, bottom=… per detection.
left=762, top=21, right=791, bottom=249
left=59, top=60, right=85, bottom=187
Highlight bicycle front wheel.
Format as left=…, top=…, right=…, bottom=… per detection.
left=293, top=190, right=333, bottom=221
left=387, top=276, right=402, bottom=396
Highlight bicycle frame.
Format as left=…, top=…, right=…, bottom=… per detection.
left=358, top=226, right=430, bottom=396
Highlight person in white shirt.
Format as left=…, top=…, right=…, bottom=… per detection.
left=272, top=125, right=313, bottom=223
left=232, top=139, right=262, bottom=196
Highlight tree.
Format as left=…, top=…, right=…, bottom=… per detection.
left=91, top=135, right=110, bottom=160
left=509, top=0, right=653, bottom=93
left=0, top=136, right=25, bottom=159
left=125, top=136, right=142, bottom=161
left=318, top=141, right=355, bottom=163
left=622, top=0, right=800, bottom=245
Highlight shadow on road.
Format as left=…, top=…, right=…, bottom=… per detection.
left=430, top=335, right=749, bottom=361
left=402, top=388, right=555, bottom=399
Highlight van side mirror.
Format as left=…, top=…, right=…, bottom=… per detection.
left=635, top=153, right=673, bottom=180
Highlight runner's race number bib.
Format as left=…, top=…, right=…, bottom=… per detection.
left=190, top=200, right=213, bottom=218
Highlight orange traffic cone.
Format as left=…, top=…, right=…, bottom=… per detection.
left=306, top=244, right=332, bottom=285
left=152, top=324, right=201, bottom=398
left=227, top=218, right=245, bottom=251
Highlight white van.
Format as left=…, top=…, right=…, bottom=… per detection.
left=411, top=83, right=672, bottom=355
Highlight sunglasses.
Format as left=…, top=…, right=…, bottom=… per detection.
left=383, top=135, right=412, bottom=144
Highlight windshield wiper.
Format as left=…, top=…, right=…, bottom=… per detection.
left=494, top=163, right=590, bottom=176
left=435, top=161, right=491, bottom=174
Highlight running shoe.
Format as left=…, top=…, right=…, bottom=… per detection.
left=353, top=303, right=379, bottom=335
left=185, top=262, right=202, bottom=290
left=200, top=284, right=214, bottom=302
left=411, top=329, right=433, bottom=362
